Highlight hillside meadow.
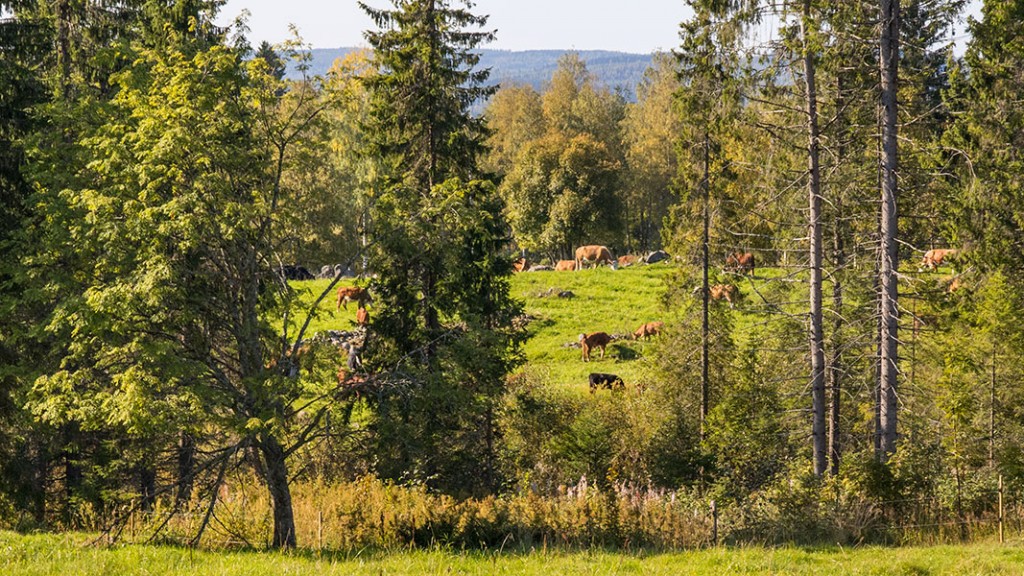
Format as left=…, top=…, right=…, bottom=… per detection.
left=3, top=531, right=1024, bottom=575
left=293, top=259, right=822, bottom=393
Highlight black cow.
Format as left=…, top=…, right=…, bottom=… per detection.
left=589, top=372, right=624, bottom=393
left=278, top=264, right=314, bottom=281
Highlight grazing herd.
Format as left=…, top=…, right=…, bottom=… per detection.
left=310, top=242, right=960, bottom=395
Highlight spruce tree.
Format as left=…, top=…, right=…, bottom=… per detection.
left=359, top=0, right=521, bottom=494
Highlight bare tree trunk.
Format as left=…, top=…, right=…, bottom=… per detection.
left=260, top=434, right=296, bottom=549
left=878, top=0, right=901, bottom=460
left=175, top=431, right=196, bottom=510
left=55, top=0, right=72, bottom=101
left=31, top=439, right=48, bottom=525
left=139, top=465, right=157, bottom=512
left=801, top=0, right=827, bottom=477
left=828, top=226, right=844, bottom=476
left=700, top=129, right=711, bottom=442
left=827, top=71, right=848, bottom=477
left=990, top=349, right=997, bottom=468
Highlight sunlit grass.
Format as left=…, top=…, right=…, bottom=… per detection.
left=4, top=531, right=1024, bottom=575
left=284, top=263, right=802, bottom=394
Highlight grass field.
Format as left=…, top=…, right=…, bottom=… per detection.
left=287, top=263, right=801, bottom=394
left=509, top=263, right=678, bottom=392
left=4, top=531, right=1024, bottom=575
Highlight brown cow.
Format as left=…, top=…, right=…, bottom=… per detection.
left=336, top=286, right=370, bottom=311
left=709, top=284, right=739, bottom=308
left=575, top=245, right=614, bottom=270
left=513, top=257, right=529, bottom=272
left=633, top=321, right=664, bottom=340
left=579, top=331, right=612, bottom=362
left=355, top=306, right=370, bottom=326
left=946, top=275, right=963, bottom=294
left=921, top=248, right=957, bottom=271
left=555, top=259, right=577, bottom=271
left=726, top=252, right=755, bottom=275
left=617, top=254, right=638, bottom=268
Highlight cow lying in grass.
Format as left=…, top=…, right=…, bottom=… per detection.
left=617, top=254, right=638, bottom=267
left=633, top=321, right=664, bottom=340
left=710, top=284, right=739, bottom=308
left=555, top=259, right=577, bottom=271
left=589, top=372, right=624, bottom=393
left=579, top=331, right=612, bottom=361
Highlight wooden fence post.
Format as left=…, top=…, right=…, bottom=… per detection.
left=711, top=500, right=718, bottom=547
left=999, top=475, right=1004, bottom=544
left=318, top=509, right=324, bottom=553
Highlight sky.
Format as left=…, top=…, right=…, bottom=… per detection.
left=217, top=0, right=983, bottom=54
left=218, top=0, right=693, bottom=54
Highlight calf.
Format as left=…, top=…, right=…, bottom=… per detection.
left=589, top=373, right=624, bottom=393
left=633, top=321, right=664, bottom=340
left=355, top=306, right=370, bottom=326
left=617, top=254, right=638, bottom=268
left=726, top=252, right=755, bottom=276
left=579, top=331, right=612, bottom=362
left=555, top=259, right=577, bottom=271
left=336, top=286, right=371, bottom=311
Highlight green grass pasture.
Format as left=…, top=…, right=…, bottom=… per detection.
left=510, top=263, right=678, bottom=392
left=4, top=531, right=1024, bottom=575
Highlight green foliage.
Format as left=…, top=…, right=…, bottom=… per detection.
left=491, top=53, right=627, bottom=257
left=359, top=0, right=521, bottom=496
left=501, top=134, right=622, bottom=257
left=704, top=343, right=789, bottom=498
left=619, top=53, right=682, bottom=252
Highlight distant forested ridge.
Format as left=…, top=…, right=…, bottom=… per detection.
left=294, top=48, right=654, bottom=101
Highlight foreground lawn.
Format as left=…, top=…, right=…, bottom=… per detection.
left=4, top=532, right=1024, bottom=575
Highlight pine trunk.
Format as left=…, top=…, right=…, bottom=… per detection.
left=700, top=129, right=711, bottom=441
left=801, top=0, right=827, bottom=477
left=878, top=0, right=901, bottom=460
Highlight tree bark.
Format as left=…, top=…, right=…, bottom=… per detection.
left=700, top=129, right=711, bottom=442
left=801, top=0, right=827, bottom=477
left=878, top=0, right=901, bottom=460
left=175, top=431, right=196, bottom=510
left=260, top=434, right=296, bottom=548
left=828, top=196, right=845, bottom=476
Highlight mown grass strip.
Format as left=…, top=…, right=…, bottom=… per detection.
left=3, top=531, right=1024, bottom=575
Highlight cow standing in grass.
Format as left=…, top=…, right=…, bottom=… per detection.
left=579, top=332, right=612, bottom=361
left=336, top=286, right=371, bottom=311
left=726, top=252, right=755, bottom=276
left=589, top=373, right=624, bottom=393
left=575, top=245, right=614, bottom=271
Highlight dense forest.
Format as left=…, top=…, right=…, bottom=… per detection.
left=1, top=0, right=1023, bottom=551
